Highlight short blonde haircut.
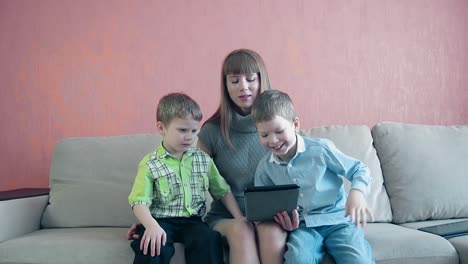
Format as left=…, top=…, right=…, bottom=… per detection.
left=252, top=90, right=296, bottom=124
left=156, top=93, right=202, bottom=125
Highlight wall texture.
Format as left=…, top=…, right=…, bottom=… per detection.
left=1, top=0, right=467, bottom=191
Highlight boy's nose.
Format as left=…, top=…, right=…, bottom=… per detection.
left=268, top=135, right=278, bottom=144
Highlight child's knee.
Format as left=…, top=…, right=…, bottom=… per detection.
left=204, top=230, right=222, bottom=244
left=159, top=243, right=175, bottom=258
left=284, top=245, right=322, bottom=264
left=130, top=239, right=141, bottom=254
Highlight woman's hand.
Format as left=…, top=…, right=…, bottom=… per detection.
left=126, top=223, right=140, bottom=240
left=345, top=189, right=374, bottom=227
left=274, top=209, right=299, bottom=231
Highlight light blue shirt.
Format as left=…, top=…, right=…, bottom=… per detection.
left=254, top=134, right=372, bottom=227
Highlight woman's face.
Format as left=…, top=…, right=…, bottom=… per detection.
left=226, top=72, right=260, bottom=115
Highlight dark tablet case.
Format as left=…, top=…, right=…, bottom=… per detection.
left=417, top=220, right=468, bottom=238
left=244, top=184, right=300, bottom=222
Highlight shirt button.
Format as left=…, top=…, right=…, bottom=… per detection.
left=300, top=193, right=304, bottom=197
left=288, top=164, right=292, bottom=168
left=293, top=179, right=298, bottom=183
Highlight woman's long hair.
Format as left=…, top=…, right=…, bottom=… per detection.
left=204, top=49, right=271, bottom=149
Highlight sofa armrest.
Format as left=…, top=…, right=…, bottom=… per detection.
left=0, top=188, right=50, bottom=243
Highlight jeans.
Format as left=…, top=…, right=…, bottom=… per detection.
left=284, top=221, right=374, bottom=264
left=130, top=217, right=223, bottom=264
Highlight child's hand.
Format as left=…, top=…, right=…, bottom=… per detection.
left=274, top=210, right=300, bottom=231
left=345, top=189, right=374, bottom=227
left=140, top=223, right=166, bottom=257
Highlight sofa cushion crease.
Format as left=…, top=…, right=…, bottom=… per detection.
left=0, top=228, right=185, bottom=264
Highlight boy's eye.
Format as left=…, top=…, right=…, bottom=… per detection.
left=260, top=134, right=268, bottom=138
left=276, top=130, right=284, bottom=134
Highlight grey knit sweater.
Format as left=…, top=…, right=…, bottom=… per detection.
left=198, top=111, right=268, bottom=226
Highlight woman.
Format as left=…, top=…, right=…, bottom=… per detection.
left=197, top=49, right=286, bottom=264
left=128, top=49, right=288, bottom=264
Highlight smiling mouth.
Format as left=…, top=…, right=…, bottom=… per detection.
left=272, top=143, right=284, bottom=151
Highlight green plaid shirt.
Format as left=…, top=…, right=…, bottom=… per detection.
left=129, top=145, right=231, bottom=218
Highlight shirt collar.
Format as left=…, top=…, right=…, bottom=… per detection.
left=269, top=134, right=305, bottom=164
left=152, top=143, right=197, bottom=160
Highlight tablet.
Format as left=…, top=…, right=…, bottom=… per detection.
left=244, top=184, right=300, bottom=222
left=417, top=220, right=468, bottom=238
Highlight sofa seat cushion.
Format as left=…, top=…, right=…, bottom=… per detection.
left=300, top=125, right=392, bottom=222
left=449, top=236, right=468, bottom=264
left=402, top=219, right=468, bottom=264
left=364, top=223, right=459, bottom=264
left=372, top=122, right=468, bottom=224
left=0, top=228, right=185, bottom=264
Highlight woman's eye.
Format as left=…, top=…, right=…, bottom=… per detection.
left=230, top=79, right=239, bottom=84
left=247, top=77, right=256, bottom=82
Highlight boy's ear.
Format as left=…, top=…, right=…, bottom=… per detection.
left=293, top=117, right=300, bottom=132
left=156, top=121, right=165, bottom=135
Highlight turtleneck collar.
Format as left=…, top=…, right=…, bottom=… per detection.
left=231, top=110, right=258, bottom=133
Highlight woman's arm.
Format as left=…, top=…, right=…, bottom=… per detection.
left=220, top=192, right=244, bottom=219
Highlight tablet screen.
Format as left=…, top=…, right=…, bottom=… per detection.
left=244, top=184, right=300, bottom=222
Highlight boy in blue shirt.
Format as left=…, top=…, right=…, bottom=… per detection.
left=251, top=90, right=375, bottom=264
left=128, top=93, right=243, bottom=264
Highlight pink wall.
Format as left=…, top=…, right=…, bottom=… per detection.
left=1, top=0, right=467, bottom=191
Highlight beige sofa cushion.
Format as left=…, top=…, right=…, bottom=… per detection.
left=372, top=122, right=468, bottom=224
left=300, top=125, right=392, bottom=222
left=41, top=134, right=161, bottom=227
left=0, top=228, right=186, bottom=264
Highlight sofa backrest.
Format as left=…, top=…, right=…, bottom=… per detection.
left=42, top=134, right=160, bottom=227
left=300, top=125, right=393, bottom=222
left=42, top=125, right=395, bottom=228
left=372, top=122, right=468, bottom=224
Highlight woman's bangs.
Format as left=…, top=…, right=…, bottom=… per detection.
left=223, top=54, right=260, bottom=75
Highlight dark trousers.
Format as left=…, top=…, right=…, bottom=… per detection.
left=130, top=217, right=223, bottom=264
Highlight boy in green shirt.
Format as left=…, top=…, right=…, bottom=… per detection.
left=128, top=93, right=243, bottom=264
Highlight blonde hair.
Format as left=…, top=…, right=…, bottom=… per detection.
left=204, top=49, right=271, bottom=148
left=157, top=93, right=202, bottom=125
left=251, top=90, right=296, bottom=124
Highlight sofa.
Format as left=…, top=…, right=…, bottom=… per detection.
left=1, top=122, right=467, bottom=264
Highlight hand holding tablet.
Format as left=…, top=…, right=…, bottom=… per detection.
left=274, top=209, right=300, bottom=231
